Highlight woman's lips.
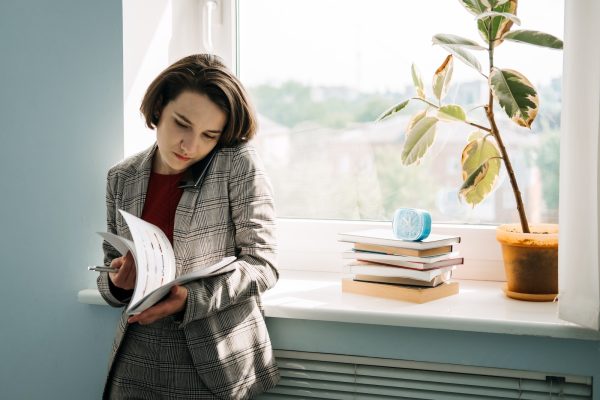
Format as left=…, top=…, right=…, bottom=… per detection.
left=174, top=152, right=191, bottom=161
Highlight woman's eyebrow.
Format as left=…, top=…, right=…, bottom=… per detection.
left=173, top=112, right=222, bottom=134
left=174, top=112, right=193, bottom=125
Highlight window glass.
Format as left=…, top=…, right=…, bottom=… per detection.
left=239, top=0, right=563, bottom=224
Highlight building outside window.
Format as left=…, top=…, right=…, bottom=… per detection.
left=239, top=0, right=563, bottom=225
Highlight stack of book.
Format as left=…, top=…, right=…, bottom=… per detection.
left=338, top=228, right=462, bottom=303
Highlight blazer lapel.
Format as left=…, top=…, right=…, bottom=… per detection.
left=173, top=189, right=200, bottom=275
left=173, top=147, right=219, bottom=275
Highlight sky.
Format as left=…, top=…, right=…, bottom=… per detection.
left=239, top=0, right=565, bottom=93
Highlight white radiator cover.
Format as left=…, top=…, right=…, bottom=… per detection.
left=257, top=350, right=592, bottom=399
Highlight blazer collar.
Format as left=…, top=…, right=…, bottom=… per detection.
left=136, top=143, right=218, bottom=190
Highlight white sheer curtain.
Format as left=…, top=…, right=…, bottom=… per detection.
left=558, top=0, right=600, bottom=330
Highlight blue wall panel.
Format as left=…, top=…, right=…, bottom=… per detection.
left=0, top=1, right=124, bottom=397
left=267, top=318, right=600, bottom=397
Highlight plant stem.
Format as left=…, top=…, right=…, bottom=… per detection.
left=486, top=40, right=530, bottom=233
left=412, top=97, right=491, bottom=132
left=411, top=97, right=439, bottom=109
left=467, top=121, right=492, bottom=133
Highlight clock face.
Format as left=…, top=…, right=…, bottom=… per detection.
left=393, top=208, right=431, bottom=241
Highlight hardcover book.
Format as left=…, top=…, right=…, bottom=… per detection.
left=343, top=262, right=456, bottom=281
left=342, top=250, right=463, bottom=270
left=338, top=228, right=460, bottom=250
left=342, top=279, right=459, bottom=303
left=353, top=242, right=454, bottom=257
left=353, top=271, right=452, bottom=287
left=342, top=250, right=462, bottom=269
left=98, top=210, right=236, bottom=315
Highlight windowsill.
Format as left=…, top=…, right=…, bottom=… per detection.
left=78, top=270, right=600, bottom=341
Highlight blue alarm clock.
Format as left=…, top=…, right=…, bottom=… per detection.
left=392, top=208, right=432, bottom=241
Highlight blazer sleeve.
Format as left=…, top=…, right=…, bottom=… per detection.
left=180, top=145, right=279, bottom=326
left=96, top=168, right=132, bottom=307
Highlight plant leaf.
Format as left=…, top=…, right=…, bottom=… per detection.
left=502, top=29, right=563, bottom=49
left=376, top=99, right=410, bottom=121
left=411, top=64, right=425, bottom=99
left=475, top=0, right=517, bottom=46
left=489, top=68, right=538, bottom=128
left=434, top=43, right=482, bottom=73
left=432, top=55, right=454, bottom=102
left=406, top=109, right=428, bottom=133
left=437, top=104, right=466, bottom=122
left=432, top=34, right=486, bottom=50
left=460, top=0, right=488, bottom=16
left=467, top=130, right=485, bottom=141
left=401, top=116, right=438, bottom=165
left=481, top=0, right=510, bottom=7
left=476, top=11, right=521, bottom=26
left=460, top=137, right=502, bottom=206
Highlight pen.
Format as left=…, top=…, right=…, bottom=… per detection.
left=88, top=265, right=119, bottom=273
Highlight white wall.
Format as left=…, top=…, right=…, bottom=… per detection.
left=123, top=0, right=235, bottom=156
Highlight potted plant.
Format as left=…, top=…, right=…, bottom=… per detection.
left=378, top=0, right=563, bottom=300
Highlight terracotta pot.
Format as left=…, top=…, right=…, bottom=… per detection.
left=496, top=224, right=559, bottom=301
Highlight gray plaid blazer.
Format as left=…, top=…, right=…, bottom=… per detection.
left=97, top=142, right=280, bottom=399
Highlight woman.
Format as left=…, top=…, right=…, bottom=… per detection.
left=97, top=54, right=280, bottom=399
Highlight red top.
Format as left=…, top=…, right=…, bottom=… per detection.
left=141, top=172, right=185, bottom=243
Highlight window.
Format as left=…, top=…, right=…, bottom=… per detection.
left=239, top=0, right=564, bottom=225
left=122, top=0, right=566, bottom=279
left=120, top=1, right=599, bottom=328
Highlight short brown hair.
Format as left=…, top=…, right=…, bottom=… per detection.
left=140, top=54, right=257, bottom=146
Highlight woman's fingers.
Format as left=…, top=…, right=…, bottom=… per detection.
left=109, top=252, right=137, bottom=290
left=108, top=257, right=123, bottom=284
left=128, top=286, right=188, bottom=325
left=119, top=252, right=135, bottom=283
left=124, top=252, right=137, bottom=287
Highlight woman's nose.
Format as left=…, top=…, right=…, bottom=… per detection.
left=180, top=135, right=197, bottom=155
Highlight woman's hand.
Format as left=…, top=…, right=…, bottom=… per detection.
left=108, top=252, right=136, bottom=290
left=127, top=286, right=188, bottom=325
